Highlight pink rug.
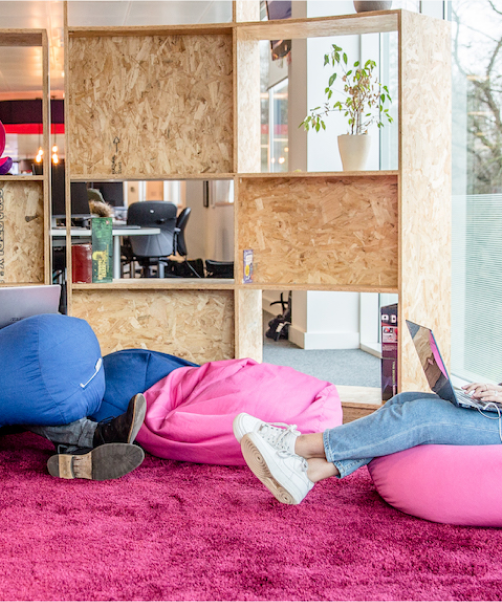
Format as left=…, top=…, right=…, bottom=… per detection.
left=1, top=432, right=501, bottom=601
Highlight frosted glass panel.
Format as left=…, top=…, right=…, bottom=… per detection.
left=451, top=195, right=502, bottom=383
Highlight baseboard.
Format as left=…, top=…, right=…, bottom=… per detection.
left=288, top=324, right=360, bottom=350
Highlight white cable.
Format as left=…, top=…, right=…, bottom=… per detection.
left=476, top=402, right=502, bottom=443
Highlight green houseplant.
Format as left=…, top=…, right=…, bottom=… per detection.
left=300, top=45, right=393, bottom=170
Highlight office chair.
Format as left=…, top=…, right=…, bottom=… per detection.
left=173, top=207, right=191, bottom=257
left=126, top=201, right=178, bottom=278
left=166, top=207, right=204, bottom=278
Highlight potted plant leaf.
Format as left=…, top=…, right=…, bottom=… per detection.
left=300, top=45, right=393, bottom=171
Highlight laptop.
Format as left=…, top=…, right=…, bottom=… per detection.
left=406, top=319, right=501, bottom=411
left=0, top=285, right=61, bottom=329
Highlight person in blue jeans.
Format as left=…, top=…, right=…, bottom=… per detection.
left=233, top=382, right=502, bottom=505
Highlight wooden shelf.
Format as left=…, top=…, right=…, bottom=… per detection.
left=235, top=11, right=399, bottom=40
left=0, top=175, right=44, bottom=181
left=0, top=29, right=45, bottom=46
left=68, top=24, right=234, bottom=38
left=72, top=279, right=235, bottom=290
left=239, top=171, right=399, bottom=179
left=239, top=283, right=398, bottom=293
left=60, top=7, right=451, bottom=385
left=69, top=173, right=236, bottom=182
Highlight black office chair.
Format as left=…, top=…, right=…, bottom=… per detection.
left=126, top=201, right=178, bottom=278
left=173, top=207, right=191, bottom=257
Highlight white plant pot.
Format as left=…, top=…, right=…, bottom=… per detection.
left=353, top=1, right=393, bottom=12
left=337, top=134, right=372, bottom=171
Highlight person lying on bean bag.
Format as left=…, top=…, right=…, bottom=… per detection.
left=0, top=314, right=146, bottom=481
left=233, top=384, right=502, bottom=507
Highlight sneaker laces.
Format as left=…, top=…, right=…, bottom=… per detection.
left=257, top=422, right=300, bottom=456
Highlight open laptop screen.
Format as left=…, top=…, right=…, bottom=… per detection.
left=406, top=320, right=456, bottom=403
left=0, top=285, right=61, bottom=329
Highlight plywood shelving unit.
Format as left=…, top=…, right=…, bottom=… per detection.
left=64, top=4, right=452, bottom=395
left=0, top=30, right=51, bottom=286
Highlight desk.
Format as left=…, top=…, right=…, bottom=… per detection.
left=51, top=227, right=161, bottom=280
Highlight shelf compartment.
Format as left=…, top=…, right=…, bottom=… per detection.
left=0, top=180, right=45, bottom=284
left=237, top=174, right=398, bottom=287
left=71, top=288, right=235, bottom=363
left=68, top=31, right=234, bottom=177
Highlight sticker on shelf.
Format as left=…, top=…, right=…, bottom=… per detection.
left=243, top=249, right=253, bottom=284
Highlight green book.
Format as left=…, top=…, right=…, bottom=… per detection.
left=91, top=217, right=113, bottom=283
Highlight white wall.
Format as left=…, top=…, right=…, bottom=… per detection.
left=182, top=180, right=234, bottom=262
left=289, top=290, right=361, bottom=349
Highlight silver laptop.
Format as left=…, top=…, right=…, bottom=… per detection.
left=0, top=285, right=61, bottom=329
left=406, top=319, right=501, bottom=411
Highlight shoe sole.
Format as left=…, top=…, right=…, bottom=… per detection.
left=128, top=393, right=147, bottom=444
left=241, top=434, right=299, bottom=505
left=47, top=443, right=145, bottom=481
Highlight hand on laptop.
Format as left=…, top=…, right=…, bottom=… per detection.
left=462, top=382, right=502, bottom=402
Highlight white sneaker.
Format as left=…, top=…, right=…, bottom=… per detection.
left=241, top=431, right=314, bottom=505
left=233, top=413, right=301, bottom=456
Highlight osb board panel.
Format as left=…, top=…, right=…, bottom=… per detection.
left=69, top=34, right=233, bottom=176
left=235, top=40, right=261, bottom=172
left=399, top=12, right=452, bottom=392
left=235, top=288, right=262, bottom=361
left=0, top=180, right=44, bottom=284
left=72, top=289, right=235, bottom=364
left=237, top=176, right=398, bottom=287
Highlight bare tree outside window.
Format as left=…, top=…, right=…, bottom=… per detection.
left=452, top=0, right=502, bottom=194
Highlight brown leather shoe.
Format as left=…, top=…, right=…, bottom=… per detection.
left=47, top=443, right=145, bottom=481
left=93, top=393, right=146, bottom=448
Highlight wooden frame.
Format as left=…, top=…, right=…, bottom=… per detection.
left=0, top=29, right=50, bottom=285
left=62, top=6, right=451, bottom=401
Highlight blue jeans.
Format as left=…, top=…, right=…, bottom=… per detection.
left=28, top=419, right=97, bottom=453
left=324, top=392, right=502, bottom=478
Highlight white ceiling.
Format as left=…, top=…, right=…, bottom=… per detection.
left=0, top=1, right=233, bottom=99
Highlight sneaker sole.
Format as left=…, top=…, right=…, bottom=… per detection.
left=47, top=443, right=145, bottom=481
left=128, top=393, right=147, bottom=444
left=241, top=434, right=300, bottom=505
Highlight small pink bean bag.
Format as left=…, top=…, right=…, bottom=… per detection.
left=368, top=445, right=502, bottom=527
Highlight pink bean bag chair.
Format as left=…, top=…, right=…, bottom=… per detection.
left=368, top=445, right=502, bottom=527
left=136, top=358, right=342, bottom=465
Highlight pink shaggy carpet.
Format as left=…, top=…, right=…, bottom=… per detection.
left=1, top=432, right=502, bottom=601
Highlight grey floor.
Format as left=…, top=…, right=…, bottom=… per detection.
left=262, top=313, right=380, bottom=387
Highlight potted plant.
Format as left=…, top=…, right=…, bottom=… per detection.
left=300, top=45, right=393, bottom=171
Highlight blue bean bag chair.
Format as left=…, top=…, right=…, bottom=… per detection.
left=91, top=349, right=197, bottom=422
left=0, top=314, right=104, bottom=425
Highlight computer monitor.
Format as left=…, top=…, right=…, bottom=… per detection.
left=92, top=182, right=124, bottom=207
left=51, top=162, right=90, bottom=219
left=70, top=182, right=91, bottom=218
